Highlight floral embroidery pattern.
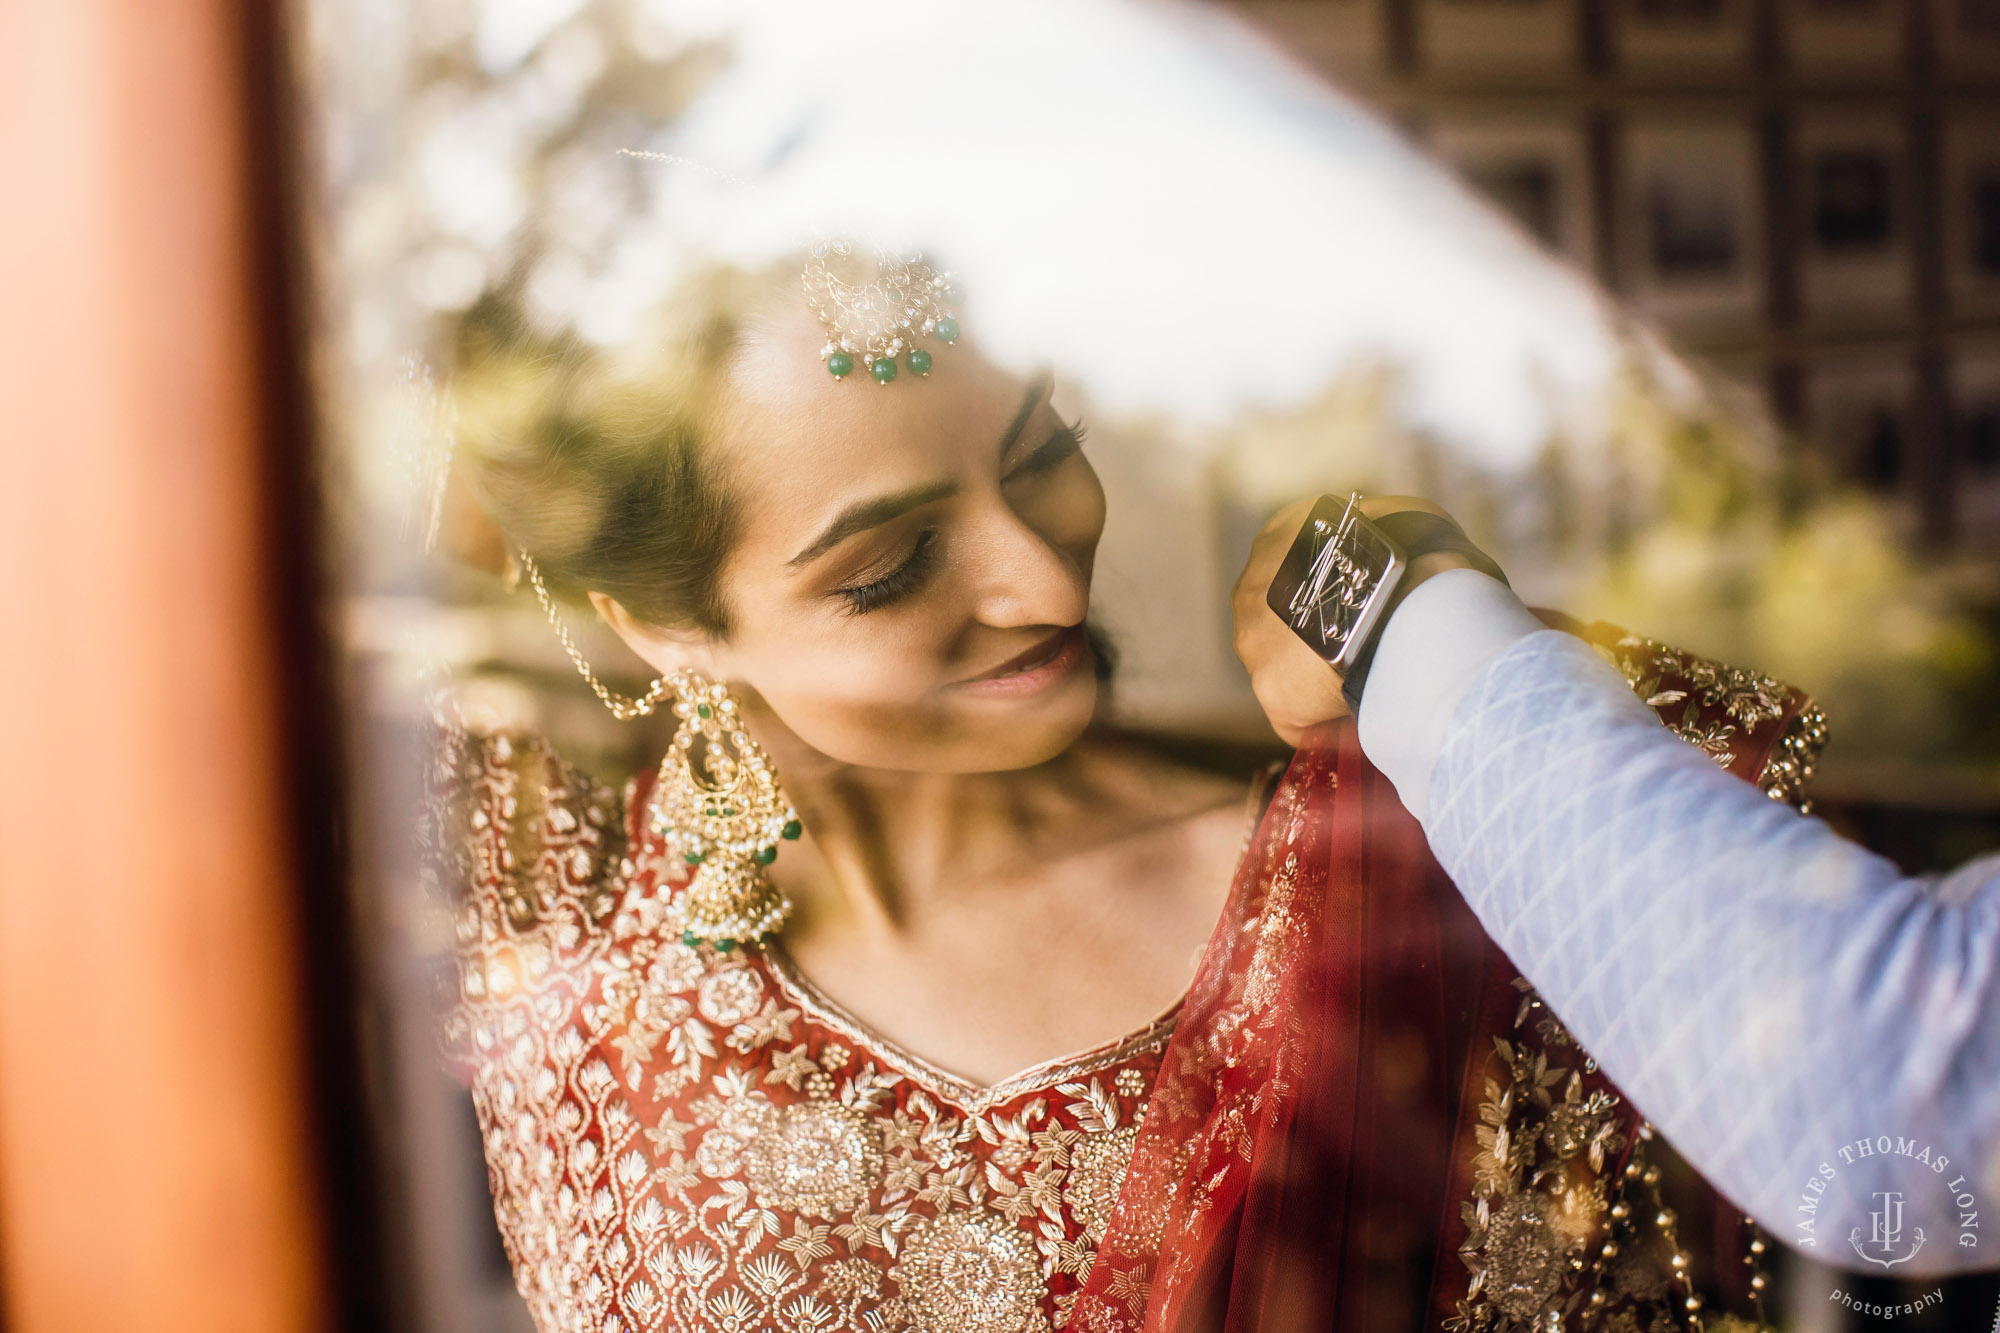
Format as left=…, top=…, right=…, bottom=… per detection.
left=1444, top=631, right=1816, bottom=1333
left=1449, top=989, right=1626, bottom=1332
left=1059, top=769, right=1329, bottom=1333
left=430, top=727, right=1166, bottom=1333
left=1593, top=635, right=1802, bottom=775
left=430, top=626, right=1818, bottom=1333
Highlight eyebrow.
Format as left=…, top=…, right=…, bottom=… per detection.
left=786, top=376, right=1054, bottom=568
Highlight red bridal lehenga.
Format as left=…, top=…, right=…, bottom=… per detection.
left=431, top=624, right=1826, bottom=1333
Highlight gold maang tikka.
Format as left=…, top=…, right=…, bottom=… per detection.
left=611, top=153, right=960, bottom=386
left=802, top=240, right=960, bottom=386
left=519, top=547, right=800, bottom=949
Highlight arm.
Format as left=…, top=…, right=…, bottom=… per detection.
left=1359, top=570, right=2000, bottom=1276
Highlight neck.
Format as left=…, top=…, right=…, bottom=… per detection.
left=771, top=747, right=1109, bottom=938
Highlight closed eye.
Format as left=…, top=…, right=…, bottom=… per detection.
left=835, top=527, right=942, bottom=616
left=1004, top=420, right=1086, bottom=483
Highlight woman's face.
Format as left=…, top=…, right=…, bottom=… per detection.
left=615, top=302, right=1107, bottom=774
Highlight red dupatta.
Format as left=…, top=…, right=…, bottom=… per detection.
left=1063, top=721, right=1473, bottom=1333
left=1067, top=627, right=1823, bottom=1333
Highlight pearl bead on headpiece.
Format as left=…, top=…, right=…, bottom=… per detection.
left=801, top=240, right=961, bottom=385
left=613, top=153, right=962, bottom=385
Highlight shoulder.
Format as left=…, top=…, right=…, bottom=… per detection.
left=422, top=719, right=642, bottom=968
left=1573, top=623, right=1829, bottom=810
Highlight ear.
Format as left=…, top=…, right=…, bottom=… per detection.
left=588, top=591, right=722, bottom=679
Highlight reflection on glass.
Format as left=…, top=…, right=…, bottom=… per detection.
left=1634, top=0, right=1725, bottom=24
left=1961, top=0, right=2000, bottom=37
left=1647, top=177, right=1740, bottom=277
left=1813, top=149, right=1894, bottom=250
left=1467, top=159, right=1561, bottom=248
left=295, top=2, right=2000, bottom=1329
left=1974, top=173, right=2000, bottom=273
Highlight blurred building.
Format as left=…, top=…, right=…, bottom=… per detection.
left=1227, top=0, right=2000, bottom=550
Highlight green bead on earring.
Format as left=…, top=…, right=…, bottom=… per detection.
left=869, top=357, right=898, bottom=384
left=825, top=350, right=854, bottom=378
left=934, top=316, right=960, bottom=344
left=907, top=348, right=933, bottom=376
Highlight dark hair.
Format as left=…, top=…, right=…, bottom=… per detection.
left=453, top=266, right=787, bottom=636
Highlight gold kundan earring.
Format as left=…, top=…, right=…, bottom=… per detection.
left=650, top=674, right=801, bottom=951
left=520, top=548, right=800, bottom=948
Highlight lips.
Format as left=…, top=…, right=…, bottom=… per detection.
left=955, top=625, right=1089, bottom=697
left=967, top=627, right=1071, bottom=680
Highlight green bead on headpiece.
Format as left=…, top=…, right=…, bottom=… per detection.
left=803, top=241, right=961, bottom=385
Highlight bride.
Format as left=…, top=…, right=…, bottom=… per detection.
left=430, top=254, right=1822, bottom=1332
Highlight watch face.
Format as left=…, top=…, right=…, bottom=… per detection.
left=1265, top=493, right=1407, bottom=673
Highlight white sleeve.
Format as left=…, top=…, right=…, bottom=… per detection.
left=1354, top=567, right=1547, bottom=821
left=1357, top=578, right=2000, bottom=1276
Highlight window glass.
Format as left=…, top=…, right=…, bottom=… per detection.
left=294, top=4, right=2000, bottom=1330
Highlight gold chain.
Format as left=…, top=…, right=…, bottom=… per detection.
left=518, top=548, right=669, bottom=720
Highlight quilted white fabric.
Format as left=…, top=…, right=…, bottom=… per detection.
left=1419, top=630, right=2000, bottom=1277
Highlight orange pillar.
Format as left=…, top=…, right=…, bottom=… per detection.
left=0, top=1, right=330, bottom=1330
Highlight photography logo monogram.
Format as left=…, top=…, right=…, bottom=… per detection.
left=1856, top=1187, right=1924, bottom=1269
left=1794, top=1134, right=1982, bottom=1264
left=1787, top=1133, right=2000, bottom=1327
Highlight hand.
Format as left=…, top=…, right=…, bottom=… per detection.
left=1231, top=494, right=1472, bottom=746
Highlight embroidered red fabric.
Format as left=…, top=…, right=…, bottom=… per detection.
left=1068, top=623, right=1824, bottom=1333
left=434, top=627, right=1820, bottom=1333
left=439, top=734, right=1178, bottom=1333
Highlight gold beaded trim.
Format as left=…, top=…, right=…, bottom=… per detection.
left=518, top=548, right=670, bottom=721
left=1757, top=703, right=1830, bottom=815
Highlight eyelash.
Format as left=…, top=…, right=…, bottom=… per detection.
left=833, top=420, right=1088, bottom=616
left=1006, top=419, right=1087, bottom=481
left=838, top=527, right=941, bottom=616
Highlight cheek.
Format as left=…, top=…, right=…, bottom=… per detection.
left=766, top=678, right=1099, bottom=773
left=729, top=615, right=1100, bottom=773
left=726, top=614, right=959, bottom=751
left=1044, top=458, right=1108, bottom=568
left=717, top=461, right=1110, bottom=773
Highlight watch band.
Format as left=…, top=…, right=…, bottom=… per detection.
left=1371, top=510, right=1508, bottom=587
left=1338, top=510, right=1508, bottom=711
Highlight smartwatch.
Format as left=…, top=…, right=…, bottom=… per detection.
left=1264, top=493, right=1507, bottom=711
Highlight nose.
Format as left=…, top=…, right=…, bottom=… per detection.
left=961, top=499, right=1091, bottom=631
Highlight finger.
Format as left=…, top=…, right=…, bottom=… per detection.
left=1247, top=665, right=1350, bottom=742
left=1233, top=496, right=1320, bottom=610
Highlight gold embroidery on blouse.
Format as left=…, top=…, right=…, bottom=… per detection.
left=1596, top=635, right=1807, bottom=775
left=1066, top=1126, right=1140, bottom=1245
left=1447, top=643, right=1820, bottom=1332
left=434, top=725, right=1171, bottom=1333
left=1448, top=997, right=1626, bottom=1332
left=741, top=1099, right=886, bottom=1217
left=760, top=943, right=1179, bottom=1118
left=1596, top=634, right=1827, bottom=810
left=895, top=1210, right=1048, bottom=1333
